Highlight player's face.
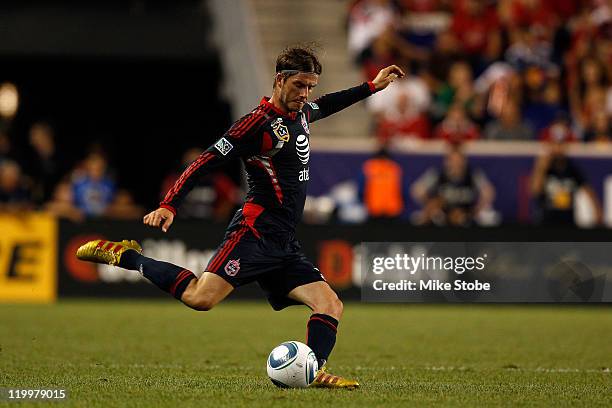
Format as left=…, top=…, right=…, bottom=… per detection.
left=280, top=73, right=318, bottom=112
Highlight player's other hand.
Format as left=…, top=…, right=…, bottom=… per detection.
left=372, top=65, right=405, bottom=91
left=143, top=207, right=174, bottom=233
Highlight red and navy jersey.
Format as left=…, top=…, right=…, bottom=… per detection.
left=161, top=81, right=377, bottom=237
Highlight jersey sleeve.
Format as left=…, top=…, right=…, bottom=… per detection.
left=304, top=81, right=377, bottom=123
left=160, top=113, right=268, bottom=214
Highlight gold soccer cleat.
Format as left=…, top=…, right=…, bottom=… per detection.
left=76, top=239, right=142, bottom=266
left=310, top=367, right=360, bottom=390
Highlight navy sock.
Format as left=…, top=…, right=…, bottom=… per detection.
left=306, top=313, right=339, bottom=368
left=119, top=250, right=196, bottom=300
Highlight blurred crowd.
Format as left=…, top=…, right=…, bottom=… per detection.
left=1, top=0, right=609, bottom=228
left=0, top=97, right=603, bottom=229
left=0, top=121, right=241, bottom=223
left=312, top=0, right=610, bottom=228
left=348, top=0, right=612, bottom=145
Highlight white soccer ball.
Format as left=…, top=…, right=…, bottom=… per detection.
left=266, top=341, right=318, bottom=388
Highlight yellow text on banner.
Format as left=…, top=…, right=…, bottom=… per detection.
left=0, top=213, right=57, bottom=303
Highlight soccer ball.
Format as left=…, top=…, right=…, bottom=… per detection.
left=266, top=341, right=318, bottom=388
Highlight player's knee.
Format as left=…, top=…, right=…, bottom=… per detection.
left=332, top=297, right=344, bottom=318
left=192, top=297, right=216, bottom=312
left=315, top=293, right=343, bottom=319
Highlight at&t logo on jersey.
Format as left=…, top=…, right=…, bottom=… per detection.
left=299, top=168, right=309, bottom=181
left=295, top=134, right=310, bottom=164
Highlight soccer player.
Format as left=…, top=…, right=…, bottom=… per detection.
left=76, top=45, right=404, bottom=389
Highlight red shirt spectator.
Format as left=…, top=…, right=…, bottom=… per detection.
left=400, top=0, right=443, bottom=12
left=509, top=0, right=557, bottom=28
left=434, top=104, right=481, bottom=143
left=539, top=118, right=578, bottom=143
left=378, top=114, right=431, bottom=141
left=451, top=0, right=500, bottom=56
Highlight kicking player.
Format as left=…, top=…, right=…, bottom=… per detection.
left=76, top=45, right=403, bottom=389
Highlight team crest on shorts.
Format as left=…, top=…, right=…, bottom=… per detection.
left=271, top=118, right=290, bottom=142
left=225, top=259, right=241, bottom=276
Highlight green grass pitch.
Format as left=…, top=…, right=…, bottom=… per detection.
left=1, top=300, right=610, bottom=407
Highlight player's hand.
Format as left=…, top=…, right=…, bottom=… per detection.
left=143, top=207, right=174, bottom=233
left=372, top=65, right=405, bottom=91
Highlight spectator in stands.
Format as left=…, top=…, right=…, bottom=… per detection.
left=347, top=0, right=400, bottom=65
left=473, top=62, right=521, bottom=119
left=0, top=160, right=32, bottom=211
left=44, top=180, right=84, bottom=222
left=565, top=7, right=599, bottom=75
left=361, top=27, right=399, bottom=81
left=376, top=91, right=432, bottom=141
left=499, top=0, right=562, bottom=56
left=368, top=72, right=431, bottom=141
left=398, top=0, right=449, bottom=50
left=160, top=147, right=240, bottom=221
left=411, top=145, right=495, bottom=227
left=450, top=0, right=502, bottom=70
left=71, top=153, right=116, bottom=217
left=504, top=25, right=557, bottom=73
left=583, top=110, right=611, bottom=143
left=484, top=100, right=534, bottom=140
left=358, top=144, right=405, bottom=220
left=569, top=56, right=610, bottom=134
left=25, top=122, right=64, bottom=205
left=539, top=114, right=577, bottom=143
left=531, top=140, right=603, bottom=226
left=498, top=0, right=558, bottom=29
left=431, top=61, right=481, bottom=121
left=349, top=0, right=429, bottom=79
left=433, top=104, right=480, bottom=143
left=104, top=189, right=146, bottom=220
left=521, top=69, right=564, bottom=134
left=427, top=30, right=463, bottom=85
left=0, top=127, right=16, bottom=164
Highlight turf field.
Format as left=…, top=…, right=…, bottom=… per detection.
left=1, top=301, right=610, bottom=407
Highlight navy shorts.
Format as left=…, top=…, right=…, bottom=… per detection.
left=205, top=227, right=325, bottom=310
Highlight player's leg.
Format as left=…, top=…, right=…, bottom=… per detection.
left=121, top=249, right=233, bottom=310
left=287, top=280, right=359, bottom=389
left=180, top=272, right=233, bottom=311
left=287, top=281, right=343, bottom=367
left=257, top=248, right=358, bottom=389
left=258, top=256, right=343, bottom=368
left=76, top=239, right=233, bottom=310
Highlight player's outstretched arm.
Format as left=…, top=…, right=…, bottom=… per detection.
left=307, top=65, right=405, bottom=122
left=143, top=207, right=175, bottom=232
left=150, top=113, right=266, bottom=231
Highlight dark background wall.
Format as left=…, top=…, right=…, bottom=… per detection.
left=0, top=0, right=235, bottom=207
